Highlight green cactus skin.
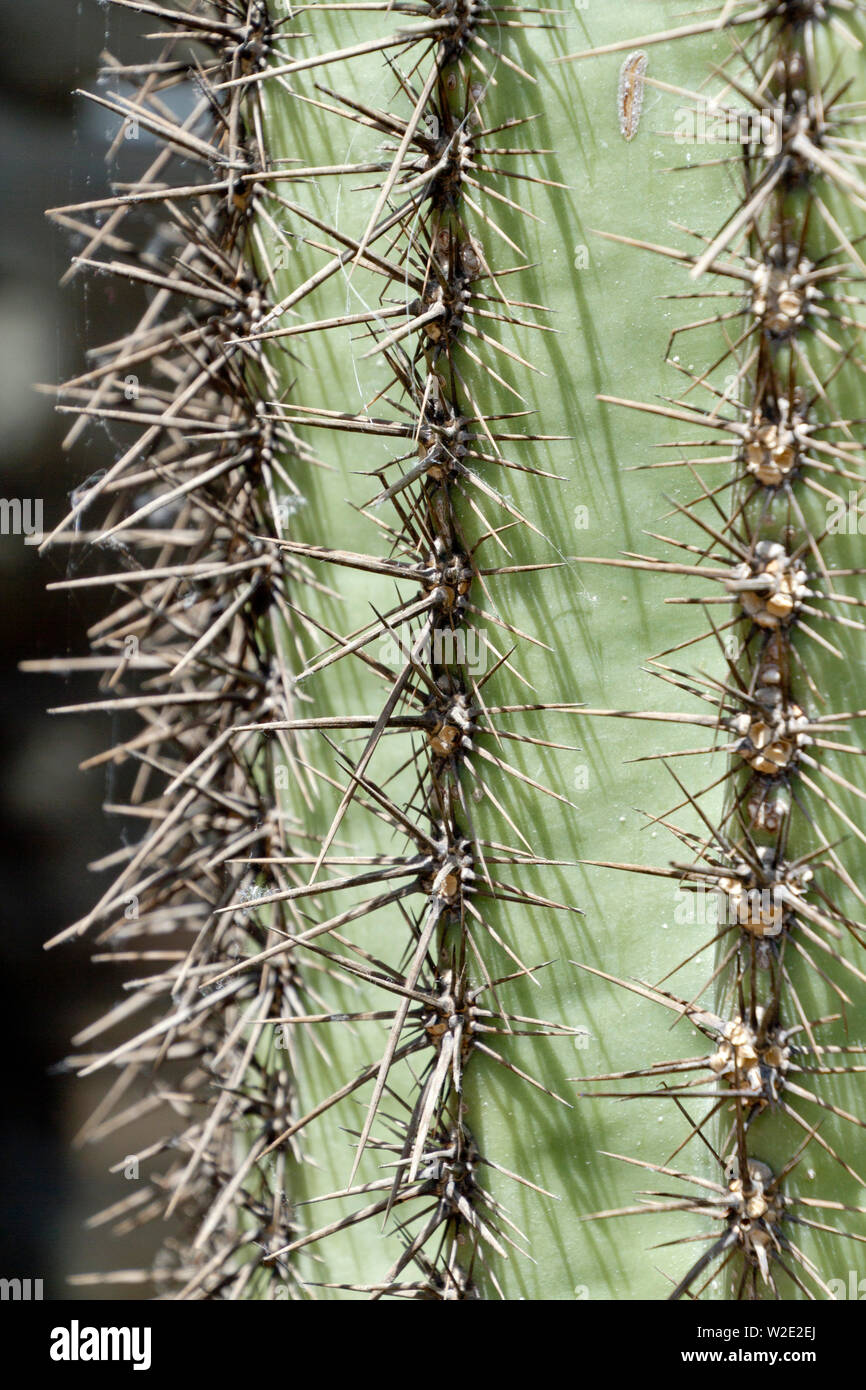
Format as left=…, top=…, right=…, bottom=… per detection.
left=45, top=0, right=866, bottom=1300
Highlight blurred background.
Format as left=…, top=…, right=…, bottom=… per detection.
left=0, top=0, right=158, bottom=1299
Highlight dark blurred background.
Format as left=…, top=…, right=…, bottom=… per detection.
left=0, top=0, right=157, bottom=1299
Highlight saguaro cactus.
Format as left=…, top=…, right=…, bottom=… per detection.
left=44, top=0, right=866, bottom=1299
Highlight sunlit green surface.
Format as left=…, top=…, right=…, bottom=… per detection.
left=253, top=1, right=866, bottom=1299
